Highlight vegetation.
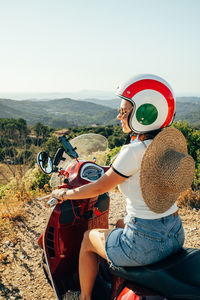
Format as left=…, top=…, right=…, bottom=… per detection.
left=0, top=117, right=199, bottom=247
left=106, top=146, right=122, bottom=165
left=0, top=165, right=50, bottom=247
left=65, top=125, right=128, bottom=149
left=177, top=188, right=200, bottom=209
left=0, top=118, right=199, bottom=189
left=172, top=121, right=200, bottom=190
left=0, top=118, right=52, bottom=184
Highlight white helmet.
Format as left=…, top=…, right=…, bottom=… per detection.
left=116, top=74, right=176, bottom=134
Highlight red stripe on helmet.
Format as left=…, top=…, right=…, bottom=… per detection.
left=122, top=79, right=175, bottom=128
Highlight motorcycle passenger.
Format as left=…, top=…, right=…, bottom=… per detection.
left=51, top=74, right=195, bottom=300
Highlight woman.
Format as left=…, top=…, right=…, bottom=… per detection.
left=51, top=74, right=195, bottom=300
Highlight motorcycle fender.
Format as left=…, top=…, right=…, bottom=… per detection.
left=117, top=287, right=139, bottom=300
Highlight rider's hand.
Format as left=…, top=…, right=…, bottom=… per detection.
left=50, top=188, right=68, bottom=203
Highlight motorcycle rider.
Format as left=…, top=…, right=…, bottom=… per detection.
left=51, top=74, right=195, bottom=300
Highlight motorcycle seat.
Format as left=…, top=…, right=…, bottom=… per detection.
left=110, top=247, right=200, bottom=299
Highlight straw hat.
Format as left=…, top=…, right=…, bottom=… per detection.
left=140, top=127, right=195, bottom=213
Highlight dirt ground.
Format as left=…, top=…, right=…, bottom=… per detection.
left=0, top=190, right=200, bottom=300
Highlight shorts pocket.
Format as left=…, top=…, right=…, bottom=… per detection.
left=122, top=224, right=165, bottom=265
left=132, top=229, right=165, bottom=265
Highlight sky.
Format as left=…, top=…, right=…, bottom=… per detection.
left=0, top=0, right=200, bottom=99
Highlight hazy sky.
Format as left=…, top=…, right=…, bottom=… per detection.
left=0, top=0, right=200, bottom=97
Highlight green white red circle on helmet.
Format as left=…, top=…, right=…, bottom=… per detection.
left=116, top=74, right=176, bottom=134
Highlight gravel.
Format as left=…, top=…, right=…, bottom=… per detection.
left=0, top=190, right=199, bottom=299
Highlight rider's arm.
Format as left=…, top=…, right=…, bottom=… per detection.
left=52, top=144, right=138, bottom=201
left=51, top=167, right=127, bottom=201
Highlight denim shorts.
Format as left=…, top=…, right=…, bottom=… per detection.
left=105, top=213, right=185, bottom=269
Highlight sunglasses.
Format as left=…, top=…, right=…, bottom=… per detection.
left=117, top=107, right=133, bottom=118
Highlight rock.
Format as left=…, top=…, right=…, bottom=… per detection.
left=4, top=240, right=10, bottom=246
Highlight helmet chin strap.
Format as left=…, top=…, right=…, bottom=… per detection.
left=130, top=131, right=137, bottom=137
left=129, top=129, right=162, bottom=143
left=127, top=106, right=136, bottom=133
left=125, top=132, right=137, bottom=144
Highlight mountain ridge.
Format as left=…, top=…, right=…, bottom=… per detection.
left=0, top=97, right=199, bottom=127
left=0, top=98, right=119, bottom=127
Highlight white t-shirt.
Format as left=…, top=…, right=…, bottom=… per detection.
left=112, top=140, right=177, bottom=219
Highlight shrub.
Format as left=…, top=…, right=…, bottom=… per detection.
left=31, top=168, right=51, bottom=191
left=0, top=176, right=32, bottom=243
left=41, top=135, right=60, bottom=158
left=172, top=121, right=200, bottom=190
left=0, top=184, right=10, bottom=199
left=177, top=188, right=200, bottom=209
left=106, top=146, right=122, bottom=165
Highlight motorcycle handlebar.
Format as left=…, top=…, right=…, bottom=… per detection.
left=47, top=198, right=57, bottom=207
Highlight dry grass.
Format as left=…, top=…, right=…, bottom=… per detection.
left=0, top=166, right=49, bottom=254
left=0, top=163, right=15, bottom=185
left=0, top=187, right=29, bottom=242
left=177, top=188, right=200, bottom=209
left=0, top=169, right=38, bottom=252
left=0, top=163, right=29, bottom=185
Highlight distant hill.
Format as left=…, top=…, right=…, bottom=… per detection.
left=0, top=96, right=199, bottom=127
left=176, top=110, right=200, bottom=126
left=0, top=98, right=119, bottom=127
left=175, top=98, right=200, bottom=125
left=176, top=97, right=200, bottom=104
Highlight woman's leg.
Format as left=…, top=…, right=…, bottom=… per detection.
left=79, top=228, right=113, bottom=300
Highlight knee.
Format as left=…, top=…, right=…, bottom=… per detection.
left=81, top=229, right=100, bottom=252
left=81, top=230, right=91, bottom=250
left=83, top=229, right=90, bottom=241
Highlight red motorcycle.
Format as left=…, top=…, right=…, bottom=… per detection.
left=37, top=134, right=200, bottom=300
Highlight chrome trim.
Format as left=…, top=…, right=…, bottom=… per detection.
left=118, top=95, right=135, bottom=104
left=43, top=209, right=60, bottom=300
left=80, top=163, right=104, bottom=182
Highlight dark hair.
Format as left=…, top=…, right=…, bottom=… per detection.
left=142, top=128, right=163, bottom=140
left=125, top=128, right=163, bottom=144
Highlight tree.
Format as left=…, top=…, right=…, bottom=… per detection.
left=172, top=121, right=200, bottom=190
left=0, top=118, right=33, bottom=183
left=42, top=135, right=60, bottom=158
left=32, top=122, right=50, bottom=139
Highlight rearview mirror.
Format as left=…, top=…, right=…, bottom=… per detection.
left=37, top=152, right=53, bottom=174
